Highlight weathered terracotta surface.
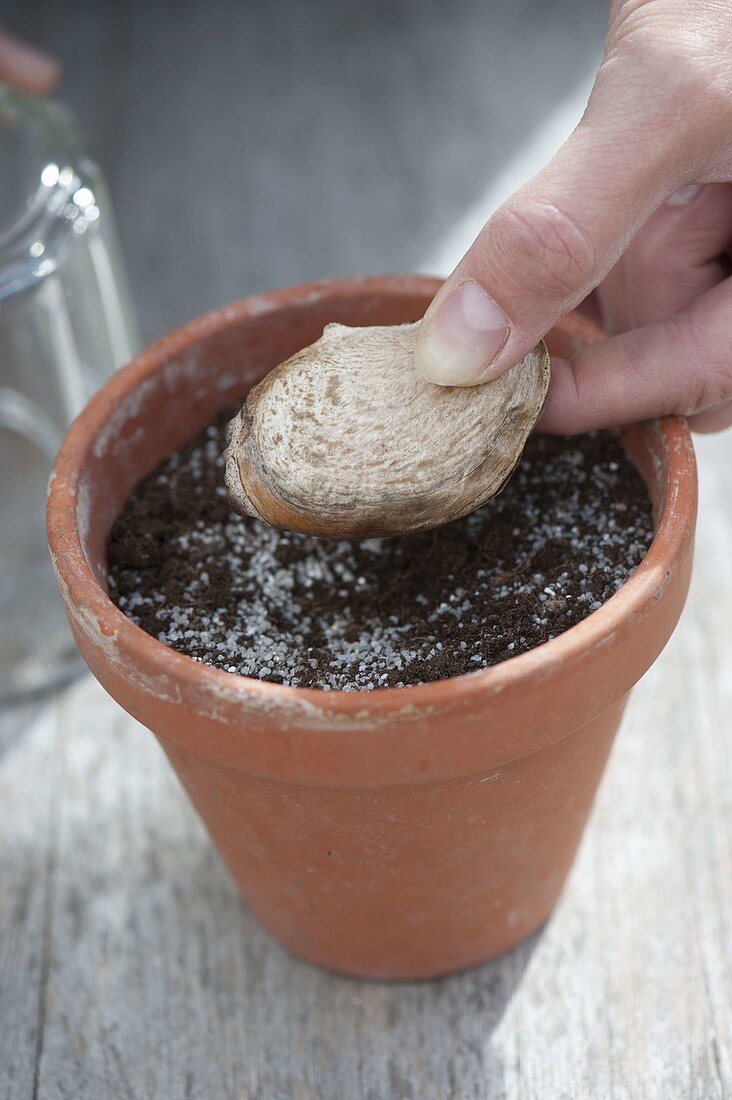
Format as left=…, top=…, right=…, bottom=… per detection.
left=47, top=277, right=698, bottom=979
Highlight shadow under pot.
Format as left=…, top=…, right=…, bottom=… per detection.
left=46, top=276, right=697, bottom=980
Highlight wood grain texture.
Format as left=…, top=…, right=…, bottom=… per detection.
left=1, top=432, right=730, bottom=1100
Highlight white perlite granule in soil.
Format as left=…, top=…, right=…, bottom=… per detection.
left=107, top=421, right=654, bottom=691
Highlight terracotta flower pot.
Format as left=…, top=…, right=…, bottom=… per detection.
left=47, top=276, right=697, bottom=980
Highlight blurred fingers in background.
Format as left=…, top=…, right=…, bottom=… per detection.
left=0, top=24, right=60, bottom=95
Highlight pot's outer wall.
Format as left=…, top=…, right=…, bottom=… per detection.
left=47, top=277, right=698, bottom=978
left=160, top=697, right=627, bottom=979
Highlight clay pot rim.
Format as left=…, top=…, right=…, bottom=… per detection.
left=47, top=275, right=697, bottom=720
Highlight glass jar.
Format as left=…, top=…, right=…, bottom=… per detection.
left=0, top=86, right=140, bottom=701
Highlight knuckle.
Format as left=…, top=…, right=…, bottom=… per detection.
left=490, top=200, right=596, bottom=299
left=606, top=13, right=732, bottom=152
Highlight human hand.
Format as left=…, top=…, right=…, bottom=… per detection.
left=414, top=0, right=732, bottom=434
left=0, top=25, right=59, bottom=96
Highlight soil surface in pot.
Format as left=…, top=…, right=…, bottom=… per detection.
left=107, top=416, right=653, bottom=691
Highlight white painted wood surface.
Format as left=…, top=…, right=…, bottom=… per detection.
left=1, top=430, right=730, bottom=1100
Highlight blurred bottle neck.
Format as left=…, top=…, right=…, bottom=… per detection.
left=0, top=85, right=104, bottom=301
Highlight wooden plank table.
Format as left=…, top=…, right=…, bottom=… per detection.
left=1, top=431, right=730, bottom=1100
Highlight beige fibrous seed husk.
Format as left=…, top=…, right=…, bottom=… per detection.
left=224, top=321, right=550, bottom=538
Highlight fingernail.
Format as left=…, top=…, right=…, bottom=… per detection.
left=415, top=279, right=510, bottom=386
left=666, top=184, right=703, bottom=206
left=0, top=31, right=61, bottom=95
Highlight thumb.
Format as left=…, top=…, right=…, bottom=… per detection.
left=414, top=80, right=685, bottom=387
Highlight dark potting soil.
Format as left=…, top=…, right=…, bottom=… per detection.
left=107, top=416, right=654, bottom=691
